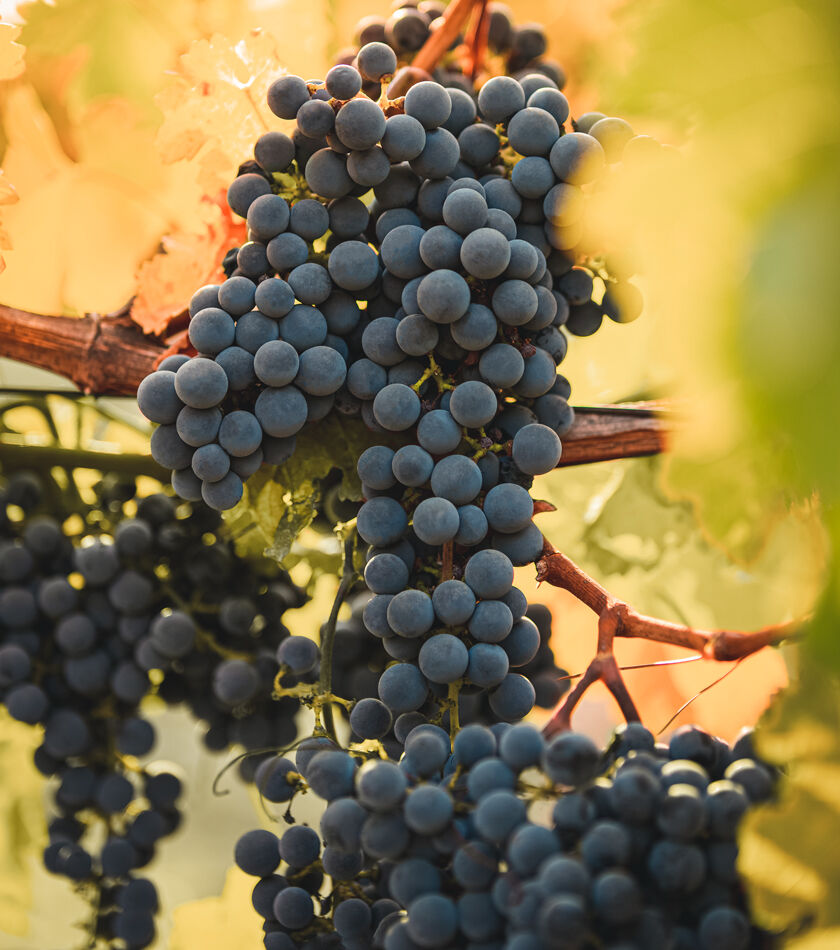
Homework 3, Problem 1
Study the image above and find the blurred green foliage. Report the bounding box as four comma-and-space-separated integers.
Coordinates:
596, 0, 840, 939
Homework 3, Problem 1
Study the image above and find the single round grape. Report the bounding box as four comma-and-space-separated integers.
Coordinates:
247, 194, 290, 240
191, 443, 230, 482
466, 642, 509, 688
507, 107, 560, 156
357, 41, 397, 81
227, 173, 272, 217
528, 87, 570, 126
405, 81, 452, 130
267, 75, 310, 119
358, 445, 397, 490
137, 370, 183, 423
392, 444, 434, 487
492, 279, 539, 326
489, 672, 536, 721
349, 698, 393, 740
430, 454, 482, 505
464, 549, 513, 598
254, 130, 295, 172
479, 343, 525, 389
201, 471, 243, 510
549, 131, 605, 185
418, 634, 468, 684
176, 406, 223, 448
512, 423, 562, 474
356, 497, 408, 546
335, 97, 387, 150
215, 346, 256, 391
254, 386, 307, 438
477, 75, 526, 122
485, 177, 522, 217
372, 383, 421, 431
416, 409, 462, 454
218, 410, 262, 457
381, 114, 427, 162
412, 497, 460, 545
449, 380, 498, 429
460, 227, 512, 279
328, 240, 380, 292
304, 148, 354, 199
378, 663, 428, 714
409, 127, 460, 179
347, 145, 391, 186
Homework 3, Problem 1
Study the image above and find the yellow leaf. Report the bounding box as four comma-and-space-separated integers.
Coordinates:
0, 709, 47, 936
0, 83, 204, 314
169, 866, 263, 950
156, 29, 285, 194
0, 22, 24, 81
130, 195, 246, 336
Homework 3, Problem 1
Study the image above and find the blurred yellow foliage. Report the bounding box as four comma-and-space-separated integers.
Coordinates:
169, 867, 263, 950
156, 30, 287, 194
0, 710, 46, 936
131, 197, 246, 336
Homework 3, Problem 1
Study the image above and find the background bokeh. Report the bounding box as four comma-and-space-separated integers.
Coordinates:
0, 0, 837, 946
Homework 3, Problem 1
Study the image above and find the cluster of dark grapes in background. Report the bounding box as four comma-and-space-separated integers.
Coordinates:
235, 720, 780, 950
343, 0, 567, 97
0, 468, 310, 948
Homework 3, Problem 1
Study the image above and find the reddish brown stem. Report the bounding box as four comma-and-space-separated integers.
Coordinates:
441, 541, 454, 582
537, 542, 802, 735
413, 0, 481, 73
0, 303, 164, 396
464, 0, 490, 82
0, 302, 671, 467
558, 403, 669, 467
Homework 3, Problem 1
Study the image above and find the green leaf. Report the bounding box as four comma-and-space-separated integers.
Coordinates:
222, 416, 396, 564
20, 0, 199, 113
740, 632, 840, 937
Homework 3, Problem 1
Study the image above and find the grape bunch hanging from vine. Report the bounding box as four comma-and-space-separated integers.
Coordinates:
0, 2, 808, 949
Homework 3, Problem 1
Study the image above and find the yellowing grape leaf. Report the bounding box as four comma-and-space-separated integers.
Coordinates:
0, 709, 47, 935
0, 80, 205, 315
0, 22, 24, 80
169, 866, 263, 950
131, 194, 246, 336
740, 634, 840, 937
156, 29, 286, 194
222, 416, 397, 563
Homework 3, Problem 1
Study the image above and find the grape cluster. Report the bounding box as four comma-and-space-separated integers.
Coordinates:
272, 590, 567, 759
0, 469, 308, 946
138, 37, 646, 511
342, 1, 566, 97
236, 721, 779, 950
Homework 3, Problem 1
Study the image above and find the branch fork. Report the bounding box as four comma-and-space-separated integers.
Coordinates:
536, 543, 802, 736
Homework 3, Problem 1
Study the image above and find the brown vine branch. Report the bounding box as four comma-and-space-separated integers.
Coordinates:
0, 303, 164, 396
536, 543, 803, 736
0, 303, 671, 467
413, 0, 482, 73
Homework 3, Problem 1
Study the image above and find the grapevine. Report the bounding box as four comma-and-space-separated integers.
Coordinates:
0, 2, 812, 949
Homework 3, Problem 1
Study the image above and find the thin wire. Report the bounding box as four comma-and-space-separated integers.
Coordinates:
556, 654, 704, 682
657, 657, 746, 735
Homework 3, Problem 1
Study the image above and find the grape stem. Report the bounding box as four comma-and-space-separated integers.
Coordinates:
412, 0, 482, 74
464, 0, 491, 83
536, 542, 803, 736
318, 533, 359, 742
0, 304, 671, 467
